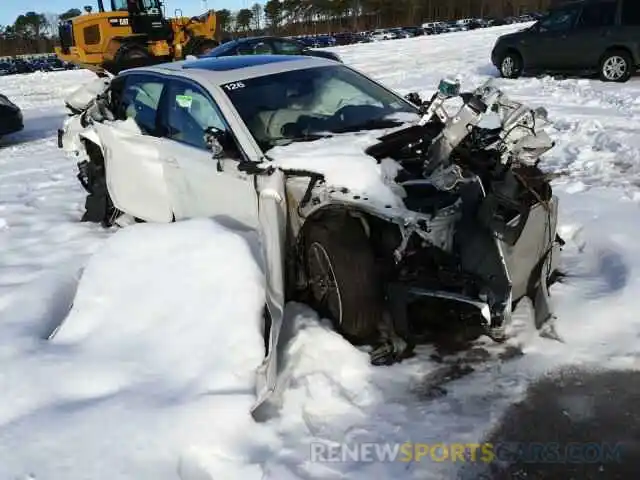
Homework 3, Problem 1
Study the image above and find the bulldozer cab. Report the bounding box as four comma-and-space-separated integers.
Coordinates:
108, 0, 171, 41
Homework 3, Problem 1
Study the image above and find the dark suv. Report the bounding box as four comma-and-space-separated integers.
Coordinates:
491, 0, 640, 82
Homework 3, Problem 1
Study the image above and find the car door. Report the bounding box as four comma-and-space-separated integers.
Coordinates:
563, 0, 619, 69
157, 77, 260, 230
96, 73, 176, 223
523, 5, 581, 70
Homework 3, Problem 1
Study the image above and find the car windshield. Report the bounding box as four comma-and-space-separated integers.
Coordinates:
222, 64, 419, 151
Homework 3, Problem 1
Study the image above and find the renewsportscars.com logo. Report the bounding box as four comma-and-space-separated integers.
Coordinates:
310, 442, 624, 464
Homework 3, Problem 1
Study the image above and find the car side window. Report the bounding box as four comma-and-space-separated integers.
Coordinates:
576, 2, 617, 28
253, 40, 275, 54
236, 43, 254, 55
621, 0, 640, 25
212, 42, 237, 57
163, 80, 228, 150
538, 7, 579, 32
272, 39, 302, 55
119, 74, 165, 135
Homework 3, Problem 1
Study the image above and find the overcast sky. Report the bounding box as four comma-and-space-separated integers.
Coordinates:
1, 0, 259, 26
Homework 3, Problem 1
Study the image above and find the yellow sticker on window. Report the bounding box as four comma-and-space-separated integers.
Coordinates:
176, 94, 192, 108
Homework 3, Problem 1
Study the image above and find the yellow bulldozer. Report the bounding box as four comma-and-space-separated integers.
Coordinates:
55, 0, 221, 74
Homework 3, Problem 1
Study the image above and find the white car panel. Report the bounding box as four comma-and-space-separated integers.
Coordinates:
252, 168, 287, 419
95, 121, 175, 222
163, 140, 261, 230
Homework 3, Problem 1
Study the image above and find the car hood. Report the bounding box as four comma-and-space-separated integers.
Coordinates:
497, 27, 532, 43
265, 118, 420, 212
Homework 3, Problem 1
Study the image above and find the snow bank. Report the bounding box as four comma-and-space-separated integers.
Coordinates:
0, 219, 267, 479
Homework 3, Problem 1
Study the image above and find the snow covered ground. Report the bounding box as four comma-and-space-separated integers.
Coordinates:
1, 23, 640, 479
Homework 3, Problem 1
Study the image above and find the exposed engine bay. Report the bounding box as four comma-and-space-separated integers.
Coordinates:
288, 78, 562, 363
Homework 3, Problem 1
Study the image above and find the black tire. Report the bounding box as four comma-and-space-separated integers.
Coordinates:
113, 43, 153, 73
303, 217, 383, 343
80, 142, 122, 227
599, 49, 633, 83
184, 37, 219, 56
498, 50, 523, 79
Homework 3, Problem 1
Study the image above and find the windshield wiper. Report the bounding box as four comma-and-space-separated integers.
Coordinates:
268, 132, 332, 148
331, 117, 405, 134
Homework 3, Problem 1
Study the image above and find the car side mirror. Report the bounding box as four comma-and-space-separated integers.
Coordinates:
204, 126, 240, 171
204, 126, 225, 159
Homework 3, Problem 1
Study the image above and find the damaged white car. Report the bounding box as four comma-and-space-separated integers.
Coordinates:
59, 55, 562, 415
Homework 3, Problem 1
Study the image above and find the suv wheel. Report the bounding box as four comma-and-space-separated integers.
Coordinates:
599, 50, 633, 83
499, 51, 522, 79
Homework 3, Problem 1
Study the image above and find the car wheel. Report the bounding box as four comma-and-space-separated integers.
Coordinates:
303, 217, 383, 344
185, 37, 219, 56
599, 50, 633, 83
499, 51, 522, 79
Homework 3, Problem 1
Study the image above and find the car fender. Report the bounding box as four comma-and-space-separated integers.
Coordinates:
298, 188, 408, 229
60, 115, 95, 155
251, 168, 288, 421
78, 128, 103, 151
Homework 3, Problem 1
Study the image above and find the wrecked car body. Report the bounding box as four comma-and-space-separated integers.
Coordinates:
59, 55, 562, 417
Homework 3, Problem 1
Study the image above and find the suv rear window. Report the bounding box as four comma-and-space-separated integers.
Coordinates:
538, 7, 579, 32
577, 2, 617, 28
621, 0, 640, 25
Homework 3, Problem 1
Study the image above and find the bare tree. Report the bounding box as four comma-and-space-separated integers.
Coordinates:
251, 3, 263, 30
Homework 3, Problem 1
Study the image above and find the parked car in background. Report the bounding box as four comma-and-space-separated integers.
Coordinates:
0, 62, 16, 76
492, 0, 640, 82
401, 26, 425, 36
370, 29, 394, 41
47, 58, 68, 71
13, 59, 34, 74
201, 36, 342, 63
0, 94, 23, 137
387, 27, 411, 38
421, 21, 446, 31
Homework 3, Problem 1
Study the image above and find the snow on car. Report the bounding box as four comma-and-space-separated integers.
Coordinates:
59, 53, 562, 412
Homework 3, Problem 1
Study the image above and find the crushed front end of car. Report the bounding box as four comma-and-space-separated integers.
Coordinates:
282, 78, 563, 364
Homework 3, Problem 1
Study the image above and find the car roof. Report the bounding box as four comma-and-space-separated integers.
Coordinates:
132, 55, 337, 85
204, 36, 305, 57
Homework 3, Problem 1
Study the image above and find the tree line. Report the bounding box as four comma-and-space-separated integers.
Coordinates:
216, 0, 552, 37
0, 0, 552, 57
0, 9, 81, 56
